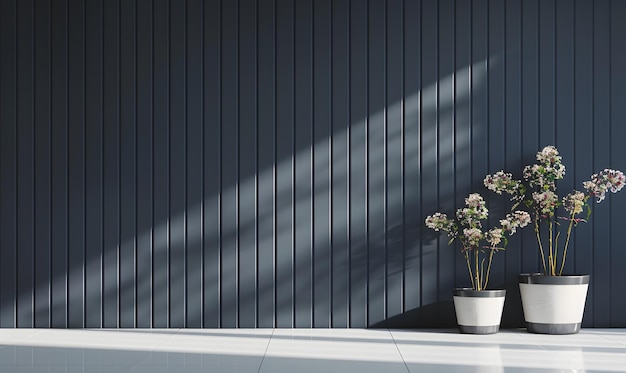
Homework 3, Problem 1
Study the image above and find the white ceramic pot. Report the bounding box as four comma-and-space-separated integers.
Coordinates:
519, 274, 590, 334
453, 288, 506, 334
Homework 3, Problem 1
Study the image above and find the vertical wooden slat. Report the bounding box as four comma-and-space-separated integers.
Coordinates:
313, 0, 332, 328
385, 0, 403, 321
16, 0, 35, 329
520, 0, 540, 274
152, 0, 170, 328
609, 0, 626, 327
102, 0, 120, 329
486, 0, 505, 288
555, 0, 576, 275
50, 0, 69, 329
168, 0, 186, 328
573, 0, 594, 326
454, 0, 472, 289
203, 0, 221, 329
403, 0, 421, 315
293, 0, 313, 328
592, 0, 611, 328
84, 0, 104, 328
220, 0, 239, 328
185, 0, 203, 329
420, 0, 438, 308
503, 0, 523, 326
348, 0, 368, 328
275, 0, 295, 328
67, 0, 85, 329
437, 0, 455, 298
257, 0, 276, 329
0, 0, 18, 329
366, 0, 386, 327
119, 0, 137, 328
136, 0, 154, 328
539, 0, 556, 145
34, 0, 52, 328
238, 0, 258, 328
331, 0, 350, 328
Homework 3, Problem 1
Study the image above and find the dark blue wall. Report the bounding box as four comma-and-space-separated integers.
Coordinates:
1, 0, 626, 328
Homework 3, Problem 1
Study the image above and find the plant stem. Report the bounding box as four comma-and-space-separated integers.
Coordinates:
465, 251, 475, 290
559, 212, 576, 276
475, 250, 481, 291
484, 249, 494, 290
534, 219, 548, 275
549, 220, 555, 276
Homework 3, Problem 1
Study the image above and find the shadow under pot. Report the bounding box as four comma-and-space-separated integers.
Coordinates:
453, 288, 506, 334
519, 274, 590, 334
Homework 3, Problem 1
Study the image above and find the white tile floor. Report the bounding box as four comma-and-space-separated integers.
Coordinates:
1, 328, 626, 372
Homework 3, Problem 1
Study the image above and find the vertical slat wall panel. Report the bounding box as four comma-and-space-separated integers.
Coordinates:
293, 0, 313, 328
168, 0, 186, 329
592, 0, 612, 328
16, 0, 35, 329
274, 0, 295, 328
385, 0, 404, 321
573, 0, 595, 325
220, 0, 239, 328
2, 0, 626, 329
0, 0, 18, 329
331, 0, 350, 328
84, 0, 103, 328
403, 0, 421, 316
503, 0, 523, 325
67, 0, 85, 329
136, 0, 153, 328
50, 0, 69, 329
367, 0, 386, 327
152, 0, 170, 328
102, 0, 120, 329
203, 0, 221, 329
348, 0, 368, 328
186, 0, 203, 329
34, 0, 52, 328
420, 0, 439, 310
437, 0, 455, 301
119, 0, 137, 328
610, 0, 626, 326
454, 0, 472, 289
256, 0, 276, 329
238, 0, 258, 328
313, 0, 332, 328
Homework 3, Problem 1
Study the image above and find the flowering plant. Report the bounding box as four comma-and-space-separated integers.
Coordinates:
425, 193, 531, 291
484, 146, 625, 276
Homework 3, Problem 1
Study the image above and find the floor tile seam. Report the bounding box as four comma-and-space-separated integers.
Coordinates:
120, 328, 184, 373
387, 329, 411, 373
256, 328, 276, 373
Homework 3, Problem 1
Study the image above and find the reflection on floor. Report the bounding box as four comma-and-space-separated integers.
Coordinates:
1, 328, 626, 372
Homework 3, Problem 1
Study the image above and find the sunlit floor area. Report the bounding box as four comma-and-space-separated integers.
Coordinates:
1, 328, 626, 372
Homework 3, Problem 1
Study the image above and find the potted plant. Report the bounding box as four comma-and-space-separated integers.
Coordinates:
484, 146, 625, 334
425, 193, 530, 334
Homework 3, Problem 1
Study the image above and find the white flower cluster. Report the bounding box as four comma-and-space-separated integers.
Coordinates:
456, 193, 489, 227
499, 210, 532, 234
583, 168, 626, 203
463, 228, 483, 247
536, 145, 561, 164
532, 191, 559, 216
484, 171, 524, 196
424, 212, 453, 232
562, 191, 586, 214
